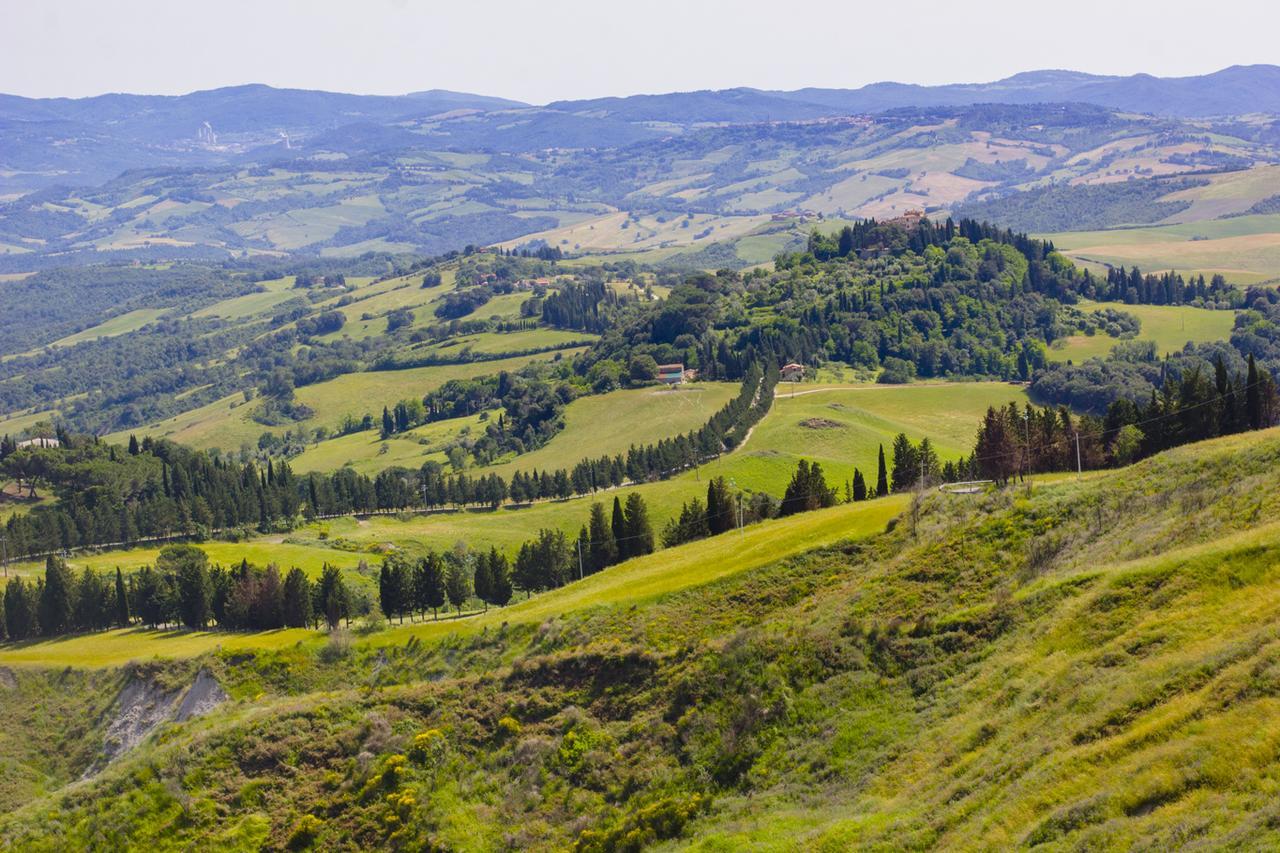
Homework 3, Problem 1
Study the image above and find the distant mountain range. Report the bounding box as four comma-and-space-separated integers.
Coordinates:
2, 66, 1278, 190
3, 65, 1280, 268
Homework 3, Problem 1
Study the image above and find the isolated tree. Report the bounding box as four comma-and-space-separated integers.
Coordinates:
381, 406, 395, 440
876, 444, 889, 497
586, 502, 617, 572
282, 568, 313, 628
114, 567, 130, 627
852, 468, 868, 502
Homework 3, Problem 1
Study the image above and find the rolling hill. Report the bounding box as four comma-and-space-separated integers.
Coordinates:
2, 428, 1280, 847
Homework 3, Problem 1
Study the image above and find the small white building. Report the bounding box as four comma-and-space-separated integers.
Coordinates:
16, 437, 60, 449
781, 362, 805, 382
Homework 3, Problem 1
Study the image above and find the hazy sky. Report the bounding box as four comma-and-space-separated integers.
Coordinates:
4, 0, 1276, 102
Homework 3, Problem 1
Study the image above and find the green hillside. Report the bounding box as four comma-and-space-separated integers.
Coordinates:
3, 429, 1280, 848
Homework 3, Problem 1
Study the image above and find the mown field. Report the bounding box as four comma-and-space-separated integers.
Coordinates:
1048, 214, 1280, 285
1048, 300, 1238, 362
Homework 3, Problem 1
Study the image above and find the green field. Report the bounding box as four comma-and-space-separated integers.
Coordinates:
1049, 301, 1238, 362
0, 408, 57, 437
48, 308, 168, 348
1048, 215, 1280, 285
684, 381, 1030, 494
3, 538, 380, 582
0, 493, 908, 668
106, 350, 586, 452
413, 328, 597, 358
189, 276, 299, 320
290, 411, 493, 475
482, 383, 739, 478
291, 381, 734, 480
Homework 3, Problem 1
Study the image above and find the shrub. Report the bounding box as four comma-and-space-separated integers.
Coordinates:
287, 814, 323, 850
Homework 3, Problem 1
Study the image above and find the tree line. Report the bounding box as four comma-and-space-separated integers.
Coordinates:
1, 546, 355, 641
974, 354, 1279, 484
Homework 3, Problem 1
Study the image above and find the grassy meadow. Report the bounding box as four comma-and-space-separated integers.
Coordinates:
0, 493, 909, 668
106, 350, 585, 452
1048, 300, 1238, 362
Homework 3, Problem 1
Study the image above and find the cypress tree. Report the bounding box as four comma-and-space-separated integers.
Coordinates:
587, 502, 617, 571
490, 551, 513, 606
381, 406, 395, 439
623, 493, 655, 558
5, 577, 36, 640
282, 568, 313, 628
890, 433, 919, 493
1247, 354, 1263, 430
445, 560, 471, 616
473, 549, 495, 609
38, 555, 74, 636
379, 559, 397, 624
115, 567, 130, 627
852, 468, 867, 501
876, 445, 889, 497
611, 497, 627, 558
706, 477, 735, 535
318, 563, 350, 628
415, 553, 447, 620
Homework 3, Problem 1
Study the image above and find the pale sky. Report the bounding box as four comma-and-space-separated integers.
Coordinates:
3, 0, 1276, 103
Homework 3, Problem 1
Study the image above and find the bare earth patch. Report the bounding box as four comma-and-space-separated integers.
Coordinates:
799, 417, 845, 430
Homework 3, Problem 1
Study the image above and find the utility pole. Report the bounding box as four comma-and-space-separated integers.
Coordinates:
576, 538, 584, 581
1075, 431, 1082, 480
